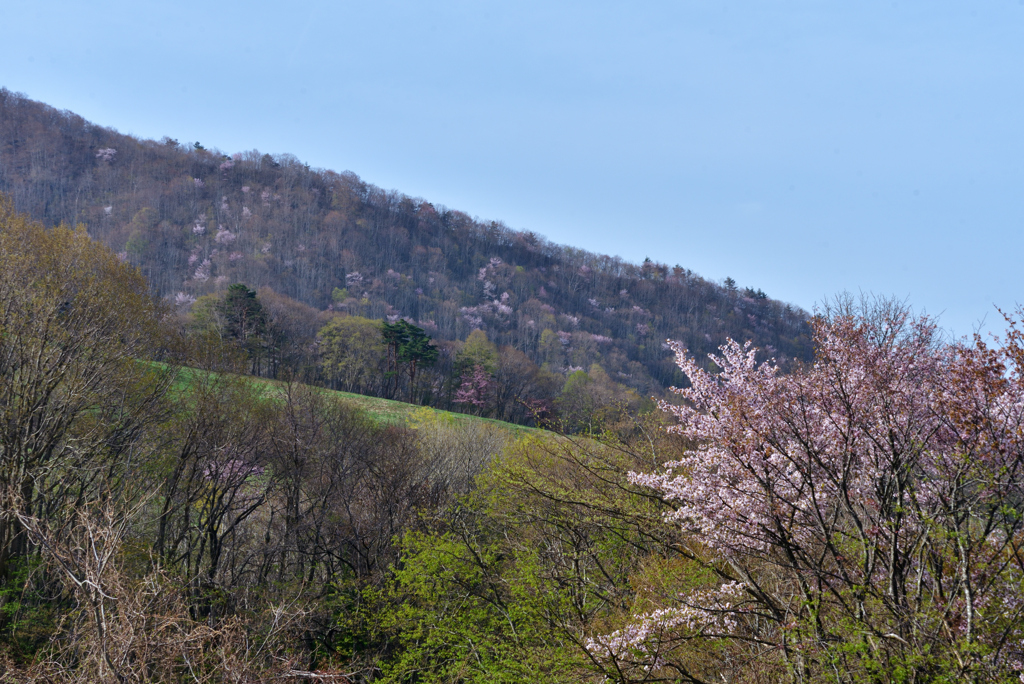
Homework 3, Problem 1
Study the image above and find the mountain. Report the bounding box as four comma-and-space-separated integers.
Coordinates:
0, 87, 812, 394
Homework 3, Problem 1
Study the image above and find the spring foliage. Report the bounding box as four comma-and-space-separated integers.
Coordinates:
588, 299, 1024, 682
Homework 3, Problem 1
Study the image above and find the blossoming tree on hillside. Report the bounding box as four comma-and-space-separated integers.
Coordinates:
587, 299, 1024, 683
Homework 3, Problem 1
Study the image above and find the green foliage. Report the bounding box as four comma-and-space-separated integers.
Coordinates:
367, 424, 696, 682
378, 529, 582, 683
383, 319, 439, 369
318, 315, 386, 394
554, 364, 642, 434
125, 230, 148, 256
382, 319, 439, 401
0, 558, 60, 665
455, 329, 498, 375
216, 283, 283, 375
538, 328, 565, 369
220, 283, 267, 342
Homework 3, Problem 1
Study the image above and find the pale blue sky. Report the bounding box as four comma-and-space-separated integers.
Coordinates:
3, 1, 1022, 337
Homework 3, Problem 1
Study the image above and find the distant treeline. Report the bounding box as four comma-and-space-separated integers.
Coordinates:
0, 88, 812, 402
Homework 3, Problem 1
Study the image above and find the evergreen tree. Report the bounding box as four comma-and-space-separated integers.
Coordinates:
220, 283, 274, 375
382, 319, 439, 402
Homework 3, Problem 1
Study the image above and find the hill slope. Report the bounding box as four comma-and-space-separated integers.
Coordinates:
165, 362, 543, 435
0, 88, 812, 392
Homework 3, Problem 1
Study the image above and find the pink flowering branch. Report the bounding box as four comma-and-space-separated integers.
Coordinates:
587, 304, 1024, 680
455, 364, 491, 409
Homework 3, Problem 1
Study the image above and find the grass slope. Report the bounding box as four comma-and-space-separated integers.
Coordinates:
162, 363, 544, 435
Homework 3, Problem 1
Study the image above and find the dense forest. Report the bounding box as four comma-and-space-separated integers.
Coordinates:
2, 85, 1024, 682
2, 197, 1023, 683
0, 87, 812, 423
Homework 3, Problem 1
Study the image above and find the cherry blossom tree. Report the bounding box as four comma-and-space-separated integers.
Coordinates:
454, 364, 492, 410
588, 299, 1024, 683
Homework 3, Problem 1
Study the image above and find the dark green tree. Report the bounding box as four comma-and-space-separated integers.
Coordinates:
220, 284, 278, 375
382, 319, 438, 402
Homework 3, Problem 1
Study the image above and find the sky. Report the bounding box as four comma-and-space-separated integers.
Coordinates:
2, 0, 1022, 339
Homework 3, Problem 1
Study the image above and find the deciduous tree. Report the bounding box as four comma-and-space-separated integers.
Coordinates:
588, 298, 1024, 683
0, 197, 170, 583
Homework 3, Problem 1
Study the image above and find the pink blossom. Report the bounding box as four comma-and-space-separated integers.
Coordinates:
215, 228, 236, 244
95, 148, 117, 162
586, 582, 747, 660
193, 259, 211, 282
174, 292, 197, 308
455, 365, 492, 407
589, 308, 1024, 677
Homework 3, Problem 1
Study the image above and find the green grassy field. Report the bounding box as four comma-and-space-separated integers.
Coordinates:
158, 362, 545, 435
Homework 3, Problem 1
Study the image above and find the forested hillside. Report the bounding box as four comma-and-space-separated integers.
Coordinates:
3, 194, 1022, 683
0, 88, 812, 402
